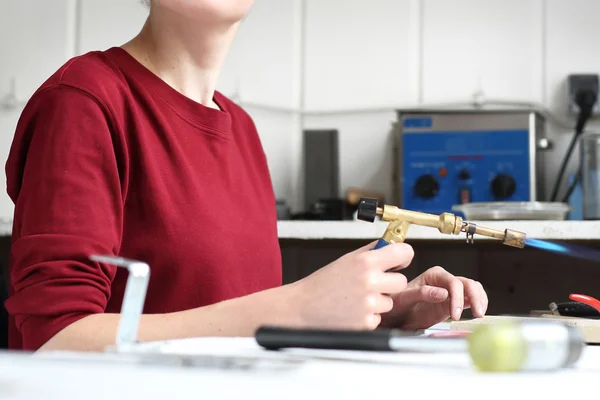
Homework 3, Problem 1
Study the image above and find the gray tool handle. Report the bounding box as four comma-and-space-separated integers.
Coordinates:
89, 255, 150, 349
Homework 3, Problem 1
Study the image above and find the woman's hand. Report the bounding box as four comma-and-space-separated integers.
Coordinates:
381, 266, 489, 330
289, 242, 415, 330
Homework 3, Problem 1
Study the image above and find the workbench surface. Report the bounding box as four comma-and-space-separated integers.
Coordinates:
1, 336, 598, 399
277, 220, 600, 240
0, 219, 598, 240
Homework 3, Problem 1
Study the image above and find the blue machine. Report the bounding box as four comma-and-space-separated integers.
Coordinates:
394, 110, 548, 215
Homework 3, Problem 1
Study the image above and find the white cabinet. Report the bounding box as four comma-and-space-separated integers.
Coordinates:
0, 0, 71, 97
0, 0, 72, 219
303, 0, 415, 111
226, 0, 299, 110
421, 0, 544, 104
78, 0, 148, 53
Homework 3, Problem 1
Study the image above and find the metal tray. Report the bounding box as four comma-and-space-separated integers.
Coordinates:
451, 202, 570, 221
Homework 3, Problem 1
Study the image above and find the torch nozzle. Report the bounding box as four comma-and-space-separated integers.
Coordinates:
461, 222, 526, 249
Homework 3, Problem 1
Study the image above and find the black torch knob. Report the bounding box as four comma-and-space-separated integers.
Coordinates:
357, 198, 379, 222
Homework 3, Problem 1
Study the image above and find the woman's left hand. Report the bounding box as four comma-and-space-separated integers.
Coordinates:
381, 266, 488, 330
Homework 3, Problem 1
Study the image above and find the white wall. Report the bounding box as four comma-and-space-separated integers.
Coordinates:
301, 0, 600, 210
78, 0, 301, 204
0, 0, 74, 218
2, 0, 600, 218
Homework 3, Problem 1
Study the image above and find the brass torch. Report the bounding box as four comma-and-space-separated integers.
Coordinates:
357, 198, 526, 249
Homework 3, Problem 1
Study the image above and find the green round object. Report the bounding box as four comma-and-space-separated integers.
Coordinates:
467, 321, 528, 372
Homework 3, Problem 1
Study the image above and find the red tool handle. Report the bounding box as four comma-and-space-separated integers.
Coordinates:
569, 293, 600, 313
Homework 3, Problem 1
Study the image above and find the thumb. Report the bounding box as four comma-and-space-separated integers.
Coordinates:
395, 285, 449, 305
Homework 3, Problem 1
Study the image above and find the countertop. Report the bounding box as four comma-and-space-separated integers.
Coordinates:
1, 332, 599, 399
277, 220, 600, 240
0, 219, 598, 240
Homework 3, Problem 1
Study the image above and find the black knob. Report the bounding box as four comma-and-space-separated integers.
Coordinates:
491, 174, 516, 199
459, 169, 471, 180
357, 198, 379, 222
414, 174, 439, 199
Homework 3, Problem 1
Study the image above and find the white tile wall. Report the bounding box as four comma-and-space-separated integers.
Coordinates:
543, 0, 600, 200
0, 0, 72, 217
303, 111, 397, 201
232, 0, 298, 110
2, 0, 600, 218
299, 0, 600, 211
545, 0, 600, 113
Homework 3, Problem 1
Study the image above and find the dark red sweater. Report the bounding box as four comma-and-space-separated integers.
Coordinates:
4, 47, 282, 351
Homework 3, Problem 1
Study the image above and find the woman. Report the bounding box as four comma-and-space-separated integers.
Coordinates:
4, 0, 488, 352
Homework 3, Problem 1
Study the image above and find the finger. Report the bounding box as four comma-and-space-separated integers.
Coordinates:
392, 285, 449, 305
372, 271, 408, 295
365, 313, 382, 330
360, 242, 415, 272
458, 278, 488, 318
426, 267, 465, 321
463, 297, 472, 310
368, 293, 394, 314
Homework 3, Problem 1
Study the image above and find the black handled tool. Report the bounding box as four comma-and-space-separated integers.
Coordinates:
550, 301, 600, 319
255, 326, 466, 353
255, 322, 585, 373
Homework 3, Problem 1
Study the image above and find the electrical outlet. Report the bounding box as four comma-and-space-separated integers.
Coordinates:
568, 74, 600, 117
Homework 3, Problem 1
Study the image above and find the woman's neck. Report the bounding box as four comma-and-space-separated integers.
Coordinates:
121, 10, 240, 109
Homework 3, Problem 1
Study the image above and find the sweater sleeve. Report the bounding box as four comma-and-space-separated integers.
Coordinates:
4, 84, 126, 351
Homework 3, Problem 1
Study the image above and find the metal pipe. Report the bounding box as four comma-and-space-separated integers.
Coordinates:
363, 198, 526, 248
472, 225, 506, 240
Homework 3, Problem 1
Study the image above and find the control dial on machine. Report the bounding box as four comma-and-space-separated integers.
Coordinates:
459, 169, 471, 180
491, 173, 516, 199
414, 174, 439, 199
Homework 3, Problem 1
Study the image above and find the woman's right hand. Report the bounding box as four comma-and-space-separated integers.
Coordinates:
288, 241, 415, 330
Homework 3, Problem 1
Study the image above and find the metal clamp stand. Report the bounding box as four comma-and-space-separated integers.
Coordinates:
87, 255, 304, 371
89, 255, 150, 353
